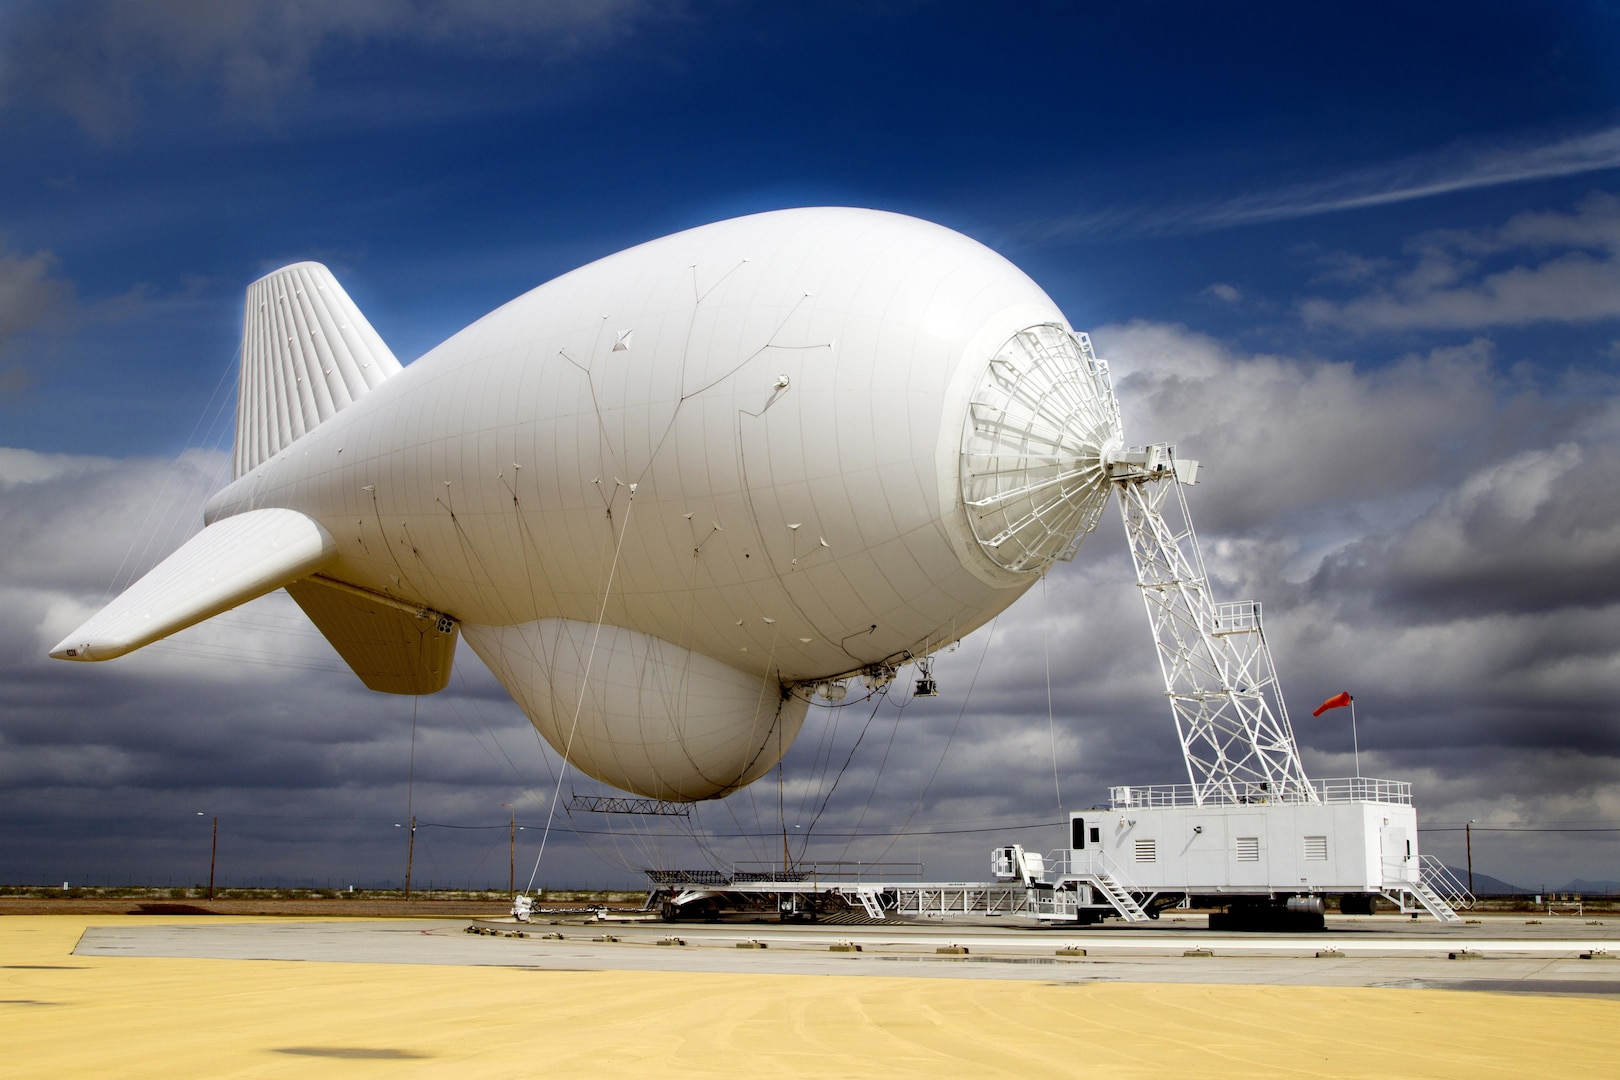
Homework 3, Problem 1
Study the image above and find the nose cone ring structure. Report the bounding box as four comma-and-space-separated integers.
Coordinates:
959, 324, 1122, 575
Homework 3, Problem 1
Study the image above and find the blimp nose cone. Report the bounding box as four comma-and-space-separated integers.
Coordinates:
958, 324, 1122, 573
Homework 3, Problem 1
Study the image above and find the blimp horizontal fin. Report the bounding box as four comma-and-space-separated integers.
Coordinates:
235, 262, 403, 479
285, 576, 458, 696
50, 508, 339, 662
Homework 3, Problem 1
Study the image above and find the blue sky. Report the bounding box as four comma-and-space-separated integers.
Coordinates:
7, 1, 1617, 452
2, 1, 1619, 891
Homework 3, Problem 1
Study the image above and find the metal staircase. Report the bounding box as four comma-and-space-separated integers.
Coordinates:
850, 886, 887, 920
1380, 857, 1470, 922
1063, 849, 1151, 923
1386, 879, 1464, 923
1082, 870, 1150, 922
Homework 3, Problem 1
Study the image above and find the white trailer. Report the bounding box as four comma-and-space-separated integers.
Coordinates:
996, 443, 1471, 928
992, 779, 1470, 928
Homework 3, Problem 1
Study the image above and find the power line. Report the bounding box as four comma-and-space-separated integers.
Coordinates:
1421, 825, 1620, 834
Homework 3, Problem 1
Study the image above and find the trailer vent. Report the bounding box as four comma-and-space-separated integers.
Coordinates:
1236, 836, 1260, 862
1134, 839, 1156, 863
1303, 835, 1328, 861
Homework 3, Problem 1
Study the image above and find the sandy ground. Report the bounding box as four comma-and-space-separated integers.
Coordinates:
4, 914, 1619, 1078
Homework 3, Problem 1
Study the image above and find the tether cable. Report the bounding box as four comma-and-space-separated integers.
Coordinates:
525, 487, 637, 892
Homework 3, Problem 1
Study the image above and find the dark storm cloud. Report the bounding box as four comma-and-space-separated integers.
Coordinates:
1313, 442, 1620, 618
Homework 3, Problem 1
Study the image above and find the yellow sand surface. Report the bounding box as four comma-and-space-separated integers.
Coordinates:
3, 916, 1617, 1078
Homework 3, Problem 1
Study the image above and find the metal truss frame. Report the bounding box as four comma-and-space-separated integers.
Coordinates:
1112, 452, 1315, 805
567, 795, 691, 817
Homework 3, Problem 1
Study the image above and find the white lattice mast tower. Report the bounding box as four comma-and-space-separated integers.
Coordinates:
951, 324, 1315, 807
1107, 445, 1315, 805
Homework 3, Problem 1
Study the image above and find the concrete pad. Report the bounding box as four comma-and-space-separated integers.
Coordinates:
4, 915, 1619, 1078
68, 918, 1620, 990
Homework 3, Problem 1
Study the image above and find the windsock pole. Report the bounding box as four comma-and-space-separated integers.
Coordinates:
1351, 699, 1361, 778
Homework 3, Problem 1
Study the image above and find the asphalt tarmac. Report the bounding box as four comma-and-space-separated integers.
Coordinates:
5, 913, 1618, 1077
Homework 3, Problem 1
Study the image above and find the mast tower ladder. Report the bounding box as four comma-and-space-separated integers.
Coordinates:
1108, 445, 1316, 806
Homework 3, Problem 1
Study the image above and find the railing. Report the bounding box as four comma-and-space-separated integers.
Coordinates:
1420, 855, 1475, 910
1030, 847, 1148, 921
647, 862, 924, 889
731, 861, 924, 883
646, 869, 730, 887
1043, 848, 1140, 892
1315, 777, 1412, 804
1026, 891, 1081, 919
1381, 855, 1418, 886
1079, 847, 1140, 894
894, 884, 1028, 916
1110, 776, 1411, 808
1210, 600, 1260, 633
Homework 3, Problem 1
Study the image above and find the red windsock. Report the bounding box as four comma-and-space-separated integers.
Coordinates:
1313, 691, 1353, 717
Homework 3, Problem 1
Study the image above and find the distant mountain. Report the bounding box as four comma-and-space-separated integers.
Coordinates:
1440, 867, 1531, 895
1437, 867, 1619, 896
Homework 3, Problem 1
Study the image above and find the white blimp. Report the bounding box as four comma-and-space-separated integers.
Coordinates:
52, 208, 1122, 801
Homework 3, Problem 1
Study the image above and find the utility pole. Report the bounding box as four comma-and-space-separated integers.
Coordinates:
208, 816, 218, 901
509, 811, 516, 900
404, 816, 417, 900
1466, 819, 1476, 897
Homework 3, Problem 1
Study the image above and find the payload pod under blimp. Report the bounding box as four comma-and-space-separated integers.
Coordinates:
52, 208, 1124, 801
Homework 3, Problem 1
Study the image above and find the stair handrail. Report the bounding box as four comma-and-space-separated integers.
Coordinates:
1419, 855, 1475, 910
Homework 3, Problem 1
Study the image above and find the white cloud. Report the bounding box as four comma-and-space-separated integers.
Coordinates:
1300, 191, 1620, 331
0, 247, 67, 343
0, 244, 72, 404
1199, 127, 1620, 230
0, 245, 70, 400
0, 447, 228, 593
1015, 126, 1620, 244
1092, 322, 1541, 535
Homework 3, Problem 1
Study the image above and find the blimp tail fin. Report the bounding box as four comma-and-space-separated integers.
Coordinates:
50, 508, 338, 662
235, 262, 403, 478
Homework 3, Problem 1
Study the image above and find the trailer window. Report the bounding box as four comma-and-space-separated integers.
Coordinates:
1071, 818, 1085, 849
